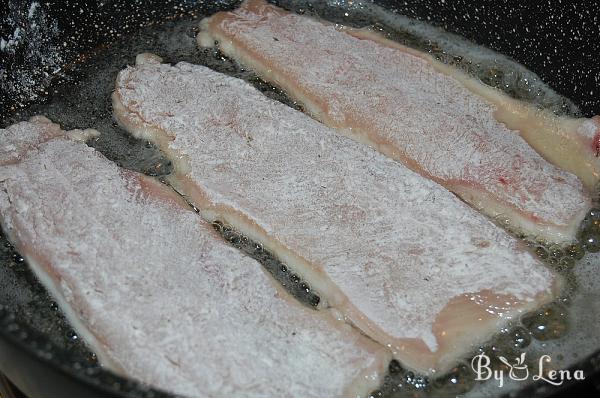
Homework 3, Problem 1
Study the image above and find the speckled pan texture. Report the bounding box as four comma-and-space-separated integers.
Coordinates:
0, 1, 599, 398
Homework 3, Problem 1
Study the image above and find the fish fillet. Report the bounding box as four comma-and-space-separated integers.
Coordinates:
113, 54, 561, 374
198, 0, 593, 244
0, 116, 390, 398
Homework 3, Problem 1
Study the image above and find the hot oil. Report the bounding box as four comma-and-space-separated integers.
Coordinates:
0, 1, 598, 397
212, 221, 321, 307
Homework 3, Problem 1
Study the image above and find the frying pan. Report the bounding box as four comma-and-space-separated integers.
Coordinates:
1, 0, 600, 397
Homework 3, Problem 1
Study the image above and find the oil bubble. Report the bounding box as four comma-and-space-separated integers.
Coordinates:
521, 303, 569, 341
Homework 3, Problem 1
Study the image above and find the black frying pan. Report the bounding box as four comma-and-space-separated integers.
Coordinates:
1, 1, 599, 397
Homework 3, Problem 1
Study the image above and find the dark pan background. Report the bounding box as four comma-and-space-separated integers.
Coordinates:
0, 1, 599, 398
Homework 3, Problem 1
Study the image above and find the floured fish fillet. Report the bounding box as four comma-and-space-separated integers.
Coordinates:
0, 116, 389, 398
113, 54, 561, 374
198, 0, 593, 243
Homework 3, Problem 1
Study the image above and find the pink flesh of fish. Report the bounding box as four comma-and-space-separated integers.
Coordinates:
0, 116, 390, 398
198, 0, 593, 244
112, 54, 561, 374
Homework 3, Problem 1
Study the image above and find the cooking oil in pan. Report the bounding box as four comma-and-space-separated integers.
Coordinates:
0, 1, 598, 397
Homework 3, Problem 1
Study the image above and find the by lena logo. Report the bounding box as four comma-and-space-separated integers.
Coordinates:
471, 352, 585, 387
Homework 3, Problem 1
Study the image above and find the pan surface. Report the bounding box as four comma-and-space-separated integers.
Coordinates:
1, 1, 599, 397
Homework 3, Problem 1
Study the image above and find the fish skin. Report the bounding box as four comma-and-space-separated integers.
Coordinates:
113, 54, 560, 374
199, 0, 592, 244
0, 116, 389, 398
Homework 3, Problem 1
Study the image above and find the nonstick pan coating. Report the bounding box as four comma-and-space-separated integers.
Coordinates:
1, 1, 599, 397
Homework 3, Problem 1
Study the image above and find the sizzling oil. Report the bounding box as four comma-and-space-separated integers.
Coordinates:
0, 1, 598, 398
